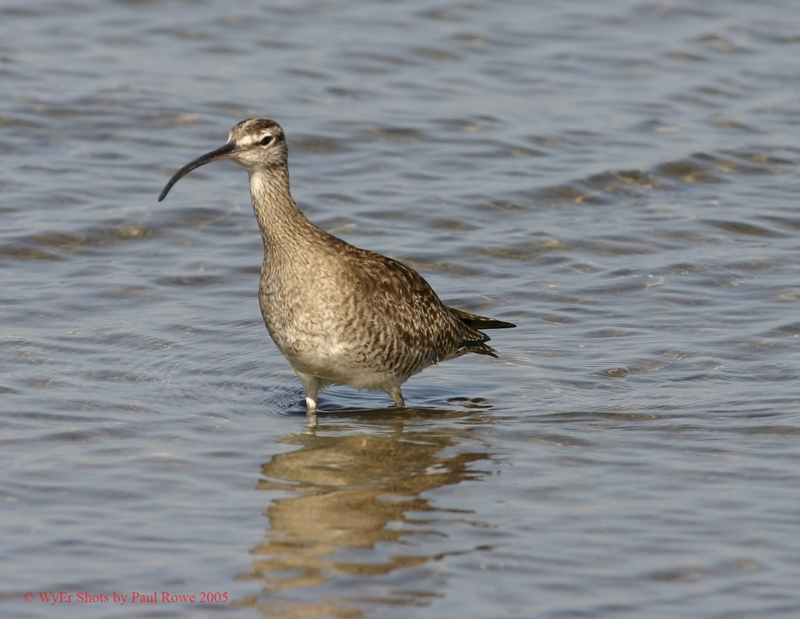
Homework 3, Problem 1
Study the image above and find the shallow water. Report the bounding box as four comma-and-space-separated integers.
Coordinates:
3, 0, 800, 617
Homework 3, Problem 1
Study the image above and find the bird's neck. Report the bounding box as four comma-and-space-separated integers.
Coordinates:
248, 167, 324, 253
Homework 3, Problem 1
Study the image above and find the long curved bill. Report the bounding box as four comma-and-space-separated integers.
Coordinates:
158, 142, 238, 202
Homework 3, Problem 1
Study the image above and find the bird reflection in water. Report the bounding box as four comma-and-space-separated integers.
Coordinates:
235, 405, 494, 615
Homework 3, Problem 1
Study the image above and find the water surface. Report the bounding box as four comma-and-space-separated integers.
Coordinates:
3, 0, 800, 617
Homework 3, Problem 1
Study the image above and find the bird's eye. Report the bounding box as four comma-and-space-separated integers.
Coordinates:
259, 136, 274, 146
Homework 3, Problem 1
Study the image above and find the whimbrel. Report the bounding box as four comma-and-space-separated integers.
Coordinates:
159, 119, 515, 420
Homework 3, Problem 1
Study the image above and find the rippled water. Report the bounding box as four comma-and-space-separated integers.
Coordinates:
4, 0, 800, 617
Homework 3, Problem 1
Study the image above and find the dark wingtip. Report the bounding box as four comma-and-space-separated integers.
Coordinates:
448, 307, 517, 330
492, 320, 516, 329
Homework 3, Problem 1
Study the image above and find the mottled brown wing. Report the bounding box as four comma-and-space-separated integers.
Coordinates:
345, 249, 486, 363
346, 248, 512, 364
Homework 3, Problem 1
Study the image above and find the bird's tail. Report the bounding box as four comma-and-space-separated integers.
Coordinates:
448, 307, 515, 358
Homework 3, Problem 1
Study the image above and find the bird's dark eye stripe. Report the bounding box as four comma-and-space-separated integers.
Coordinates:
260, 136, 273, 145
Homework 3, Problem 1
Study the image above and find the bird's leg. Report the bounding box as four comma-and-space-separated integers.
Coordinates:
296, 371, 322, 416
386, 386, 405, 408
305, 397, 317, 414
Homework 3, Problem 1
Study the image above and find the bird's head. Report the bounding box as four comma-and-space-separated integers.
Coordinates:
158, 118, 287, 202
